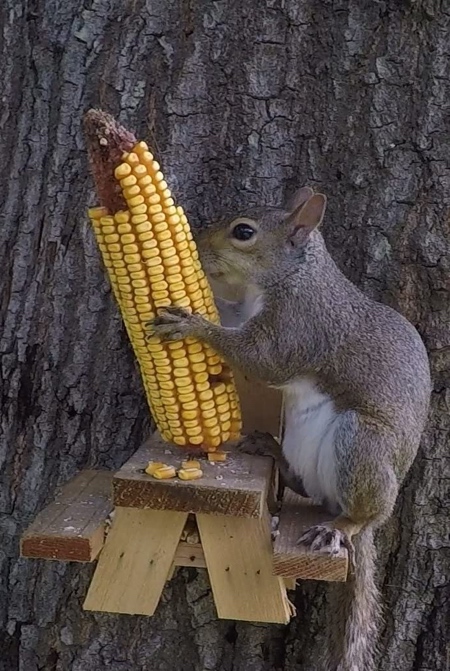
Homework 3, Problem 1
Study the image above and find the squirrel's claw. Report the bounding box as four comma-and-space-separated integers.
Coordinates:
146, 306, 204, 341
297, 524, 356, 570
157, 306, 192, 320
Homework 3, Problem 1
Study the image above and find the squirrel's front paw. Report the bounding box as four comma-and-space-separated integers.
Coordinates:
147, 306, 206, 341
297, 524, 355, 569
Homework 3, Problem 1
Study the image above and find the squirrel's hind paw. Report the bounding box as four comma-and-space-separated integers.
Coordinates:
297, 524, 355, 568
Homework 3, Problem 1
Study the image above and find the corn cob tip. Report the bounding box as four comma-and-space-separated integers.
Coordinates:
84, 109, 138, 213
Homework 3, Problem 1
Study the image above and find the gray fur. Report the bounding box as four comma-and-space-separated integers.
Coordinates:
325, 529, 381, 671
150, 192, 431, 671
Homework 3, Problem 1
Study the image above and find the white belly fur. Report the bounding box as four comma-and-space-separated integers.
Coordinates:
241, 286, 264, 321
282, 378, 339, 506
214, 284, 264, 327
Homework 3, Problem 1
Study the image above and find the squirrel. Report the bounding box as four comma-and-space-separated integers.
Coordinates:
149, 186, 431, 671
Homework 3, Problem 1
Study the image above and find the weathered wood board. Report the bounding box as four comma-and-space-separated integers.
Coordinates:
273, 489, 348, 582
113, 435, 273, 518
20, 470, 113, 562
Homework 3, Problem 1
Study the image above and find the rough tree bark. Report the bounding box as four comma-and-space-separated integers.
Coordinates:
1, 1, 448, 670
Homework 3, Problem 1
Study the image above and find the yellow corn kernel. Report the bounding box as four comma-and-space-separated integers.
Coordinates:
120, 175, 137, 188
185, 434, 202, 446
178, 468, 203, 481
88, 139, 242, 451
181, 459, 201, 470
207, 452, 227, 463
186, 426, 202, 437
114, 164, 132, 179
152, 465, 177, 480
145, 461, 167, 476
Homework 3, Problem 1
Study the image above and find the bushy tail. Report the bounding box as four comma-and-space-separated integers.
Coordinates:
324, 528, 381, 671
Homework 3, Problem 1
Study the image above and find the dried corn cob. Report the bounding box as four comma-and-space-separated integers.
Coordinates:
85, 110, 242, 451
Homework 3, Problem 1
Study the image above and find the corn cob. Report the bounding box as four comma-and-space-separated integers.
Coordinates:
85, 112, 242, 451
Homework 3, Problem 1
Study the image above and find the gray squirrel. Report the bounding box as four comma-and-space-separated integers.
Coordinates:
149, 187, 431, 671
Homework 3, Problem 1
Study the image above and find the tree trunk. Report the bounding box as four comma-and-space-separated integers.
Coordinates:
1, 1, 448, 670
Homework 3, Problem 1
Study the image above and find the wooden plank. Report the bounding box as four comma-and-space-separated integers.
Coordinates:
273, 490, 348, 582
197, 509, 291, 624
166, 563, 177, 581
283, 577, 297, 591
233, 369, 282, 438
173, 541, 206, 569
113, 434, 273, 518
172, 514, 206, 568
84, 507, 187, 615
20, 471, 113, 562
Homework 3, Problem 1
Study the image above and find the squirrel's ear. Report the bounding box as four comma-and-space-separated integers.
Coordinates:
285, 186, 314, 212
288, 193, 327, 245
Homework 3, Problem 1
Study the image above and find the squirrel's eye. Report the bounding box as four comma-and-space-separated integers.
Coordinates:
232, 223, 255, 241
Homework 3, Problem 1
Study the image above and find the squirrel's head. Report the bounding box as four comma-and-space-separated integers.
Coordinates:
197, 187, 327, 287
